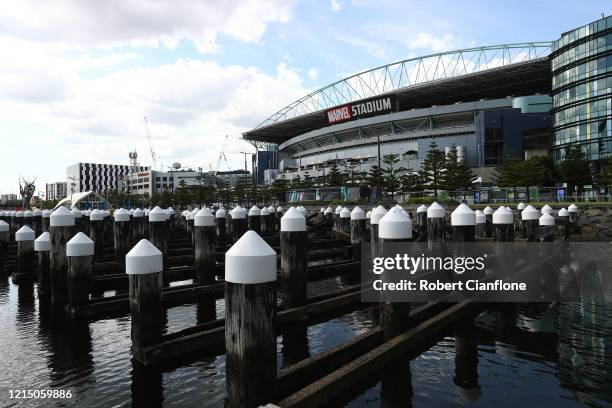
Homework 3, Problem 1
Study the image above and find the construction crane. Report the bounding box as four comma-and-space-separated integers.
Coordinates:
213, 135, 232, 175
144, 116, 158, 170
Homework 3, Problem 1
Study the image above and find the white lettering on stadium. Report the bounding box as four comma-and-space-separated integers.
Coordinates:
327, 97, 392, 124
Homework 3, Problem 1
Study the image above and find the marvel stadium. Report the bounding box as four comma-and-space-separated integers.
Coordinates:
244, 16, 612, 186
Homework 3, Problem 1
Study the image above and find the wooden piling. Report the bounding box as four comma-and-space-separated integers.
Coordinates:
230, 207, 248, 243
248, 205, 261, 234
0, 221, 8, 274
71, 208, 84, 233
66, 232, 94, 310
215, 208, 227, 242
521, 205, 539, 242
32, 209, 42, 236
370, 205, 387, 259
127, 239, 164, 360
267, 206, 276, 233
454, 318, 480, 395
483, 206, 493, 238
35, 232, 51, 296
15, 226, 36, 283
451, 204, 476, 243
22, 210, 33, 229
539, 213, 555, 242
557, 208, 570, 240
132, 208, 144, 239
276, 206, 284, 234
427, 202, 446, 244
324, 207, 334, 238
339, 207, 351, 234
475, 210, 485, 238
260, 207, 270, 236
113, 208, 131, 262
225, 231, 277, 408
149, 206, 168, 257
280, 208, 308, 309
42, 209, 51, 232
415, 205, 428, 236
568, 204, 578, 233
10, 211, 17, 241
350, 207, 366, 262
378, 208, 412, 340
493, 206, 514, 242
89, 209, 105, 261
49, 206, 76, 305
194, 208, 216, 285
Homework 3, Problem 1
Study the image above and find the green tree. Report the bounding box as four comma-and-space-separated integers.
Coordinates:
440, 149, 477, 197
418, 142, 446, 199
175, 180, 192, 206
269, 175, 289, 203
382, 154, 405, 200
327, 164, 345, 187
400, 173, 424, 194
559, 144, 592, 198
364, 165, 382, 198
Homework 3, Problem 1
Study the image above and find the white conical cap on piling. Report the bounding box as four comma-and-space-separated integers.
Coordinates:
493, 206, 513, 224
296, 205, 307, 216
379, 208, 412, 239
190, 208, 200, 218
181, 210, 189, 218
370, 205, 387, 225
451, 203, 476, 226
129, 208, 134, 215
23, 210, 33, 217
216, 208, 227, 219
539, 213, 555, 226
521, 205, 540, 220
558, 208, 569, 217
42, 209, 52, 218
90, 209, 104, 221
276, 206, 284, 214
0, 220, 8, 232
568, 204, 578, 213
261, 207, 270, 216
133, 208, 144, 218
84, 209, 92, 216
16, 211, 23, 217
517, 202, 526, 210
194, 208, 214, 227
340, 207, 351, 218
483, 206, 494, 215
320, 207, 325, 213
225, 230, 277, 284
50, 206, 75, 227
66, 232, 94, 257
231, 206, 247, 219
114, 208, 130, 222
366, 210, 371, 219
324, 206, 333, 215
351, 206, 365, 220
149, 206, 166, 222
32, 209, 42, 216
475, 210, 486, 224
427, 202, 445, 219
281, 207, 306, 231
416, 204, 428, 213
34, 231, 50, 251
167, 207, 176, 215
71, 208, 82, 218
268, 206, 276, 213
248, 205, 261, 216
15, 226, 35, 241
541, 204, 553, 215
335, 205, 343, 214
125, 239, 163, 275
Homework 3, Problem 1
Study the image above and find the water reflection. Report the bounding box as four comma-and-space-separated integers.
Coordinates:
453, 317, 481, 402
131, 359, 164, 408
380, 361, 413, 408
281, 322, 310, 367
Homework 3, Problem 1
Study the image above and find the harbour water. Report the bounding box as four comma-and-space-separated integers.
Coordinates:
1, 274, 611, 407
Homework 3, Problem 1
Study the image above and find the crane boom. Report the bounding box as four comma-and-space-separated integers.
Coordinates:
144, 116, 158, 170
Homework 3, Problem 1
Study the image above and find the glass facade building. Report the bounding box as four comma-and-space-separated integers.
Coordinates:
551, 16, 612, 162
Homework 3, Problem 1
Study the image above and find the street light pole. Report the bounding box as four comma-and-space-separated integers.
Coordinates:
377, 134, 382, 200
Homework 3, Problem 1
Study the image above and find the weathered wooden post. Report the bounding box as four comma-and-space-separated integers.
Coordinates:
88, 209, 105, 261
280, 207, 307, 308
188, 208, 199, 243
10, 211, 18, 241
22, 210, 33, 229
167, 207, 176, 231
451, 203, 476, 243
521, 205, 540, 241
260, 207, 270, 236
350, 206, 367, 261
557, 208, 570, 240
113, 208, 131, 263
541, 204, 554, 216
267, 206, 276, 233
230, 206, 247, 243
35, 232, 51, 296
215, 208, 227, 242
324, 206, 334, 238
42, 209, 51, 232
66, 232, 94, 311
0, 221, 8, 274
49, 206, 75, 305
539, 213, 555, 242
415, 204, 428, 236
248, 205, 261, 234
427, 202, 446, 245
568, 203, 578, 233
15, 226, 36, 283
475, 210, 486, 238
334, 205, 342, 233
454, 318, 480, 395
127, 239, 164, 361
370, 205, 387, 259
132, 208, 144, 239
225, 231, 277, 408
379, 208, 412, 339
71, 208, 84, 233
515, 202, 525, 236
483, 206, 493, 238
493, 206, 514, 242
296, 205, 307, 218
276, 206, 284, 232
181, 210, 189, 229
339, 207, 351, 234
194, 208, 216, 284
32, 209, 42, 236
149, 206, 168, 257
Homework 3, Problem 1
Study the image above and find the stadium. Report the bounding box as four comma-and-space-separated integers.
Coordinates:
243, 16, 612, 192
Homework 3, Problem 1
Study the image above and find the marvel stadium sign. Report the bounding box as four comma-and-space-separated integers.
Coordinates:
326, 96, 396, 125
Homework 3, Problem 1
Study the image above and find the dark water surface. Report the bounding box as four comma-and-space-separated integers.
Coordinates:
1, 272, 611, 407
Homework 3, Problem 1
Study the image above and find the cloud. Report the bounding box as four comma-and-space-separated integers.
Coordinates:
307, 68, 319, 80
0, 0, 296, 53
330, 0, 343, 12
